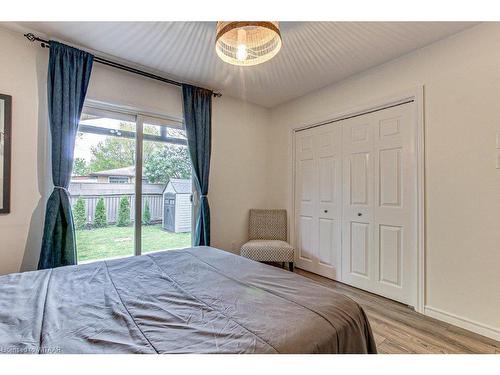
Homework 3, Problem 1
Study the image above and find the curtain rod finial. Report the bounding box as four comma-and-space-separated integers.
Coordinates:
24, 33, 49, 48
25, 33, 36, 42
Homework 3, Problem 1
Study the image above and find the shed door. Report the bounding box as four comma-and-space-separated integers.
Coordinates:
163, 193, 176, 232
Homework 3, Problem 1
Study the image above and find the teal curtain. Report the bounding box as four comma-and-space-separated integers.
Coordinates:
38, 41, 93, 270
182, 84, 212, 246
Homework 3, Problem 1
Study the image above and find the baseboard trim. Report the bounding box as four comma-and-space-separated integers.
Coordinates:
424, 306, 500, 342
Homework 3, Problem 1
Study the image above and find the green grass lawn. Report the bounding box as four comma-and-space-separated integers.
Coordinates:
76, 224, 191, 262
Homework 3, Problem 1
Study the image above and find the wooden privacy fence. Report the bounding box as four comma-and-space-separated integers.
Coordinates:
70, 194, 163, 225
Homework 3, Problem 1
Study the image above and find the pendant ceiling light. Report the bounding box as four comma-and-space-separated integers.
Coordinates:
215, 22, 282, 66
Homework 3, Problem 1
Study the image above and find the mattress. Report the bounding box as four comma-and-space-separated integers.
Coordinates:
0, 246, 376, 354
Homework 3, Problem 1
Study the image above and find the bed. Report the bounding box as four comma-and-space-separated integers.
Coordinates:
0, 246, 376, 354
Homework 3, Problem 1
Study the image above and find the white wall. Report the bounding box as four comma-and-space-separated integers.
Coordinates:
268, 23, 500, 338
0, 26, 270, 275
211, 95, 270, 252
0, 28, 49, 275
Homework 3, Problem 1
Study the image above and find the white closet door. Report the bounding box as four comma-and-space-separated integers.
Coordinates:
373, 104, 416, 305
295, 127, 316, 270
295, 123, 341, 278
341, 113, 376, 291
341, 103, 416, 306
316, 123, 342, 279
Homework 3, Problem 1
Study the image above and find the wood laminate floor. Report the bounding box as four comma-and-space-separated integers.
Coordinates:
296, 268, 500, 354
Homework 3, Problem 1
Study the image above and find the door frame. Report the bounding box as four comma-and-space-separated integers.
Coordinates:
81, 99, 194, 257
289, 87, 425, 313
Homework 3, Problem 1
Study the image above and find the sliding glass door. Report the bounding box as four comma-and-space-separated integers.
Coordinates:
72, 105, 192, 263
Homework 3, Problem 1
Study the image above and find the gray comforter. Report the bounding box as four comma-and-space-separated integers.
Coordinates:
0, 246, 376, 354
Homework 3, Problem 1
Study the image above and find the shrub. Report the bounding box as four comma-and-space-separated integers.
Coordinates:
94, 198, 108, 228
117, 196, 131, 227
73, 197, 86, 230
142, 200, 151, 225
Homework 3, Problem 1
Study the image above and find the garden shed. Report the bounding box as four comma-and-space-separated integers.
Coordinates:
162, 179, 192, 233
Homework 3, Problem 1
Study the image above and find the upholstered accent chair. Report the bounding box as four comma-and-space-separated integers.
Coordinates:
240, 209, 295, 271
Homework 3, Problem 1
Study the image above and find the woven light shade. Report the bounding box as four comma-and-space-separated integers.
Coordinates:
215, 22, 282, 66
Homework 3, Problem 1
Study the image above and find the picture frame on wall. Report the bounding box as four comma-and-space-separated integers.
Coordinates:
0, 93, 12, 214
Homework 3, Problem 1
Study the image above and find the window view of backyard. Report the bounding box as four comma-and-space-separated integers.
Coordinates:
71, 112, 192, 263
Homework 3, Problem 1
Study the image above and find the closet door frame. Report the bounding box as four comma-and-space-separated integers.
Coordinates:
289, 87, 425, 313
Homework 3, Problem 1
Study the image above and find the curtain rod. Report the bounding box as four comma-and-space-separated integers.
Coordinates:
24, 33, 222, 98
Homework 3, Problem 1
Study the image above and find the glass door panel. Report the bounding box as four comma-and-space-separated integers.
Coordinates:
140, 121, 192, 254
72, 113, 137, 263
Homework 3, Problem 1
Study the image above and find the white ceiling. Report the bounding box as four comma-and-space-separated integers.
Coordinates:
12, 22, 477, 108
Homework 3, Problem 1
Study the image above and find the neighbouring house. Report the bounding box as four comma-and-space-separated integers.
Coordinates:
72, 166, 147, 184
162, 179, 192, 233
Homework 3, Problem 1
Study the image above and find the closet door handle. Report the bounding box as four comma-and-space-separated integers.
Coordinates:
324, 210, 328, 213
357, 213, 362, 216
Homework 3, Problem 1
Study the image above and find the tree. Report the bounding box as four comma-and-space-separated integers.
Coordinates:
142, 200, 152, 225
87, 123, 161, 174
82, 122, 191, 183
89, 136, 135, 173
73, 198, 87, 230
117, 196, 131, 227
94, 198, 107, 228
144, 144, 191, 184
73, 158, 90, 176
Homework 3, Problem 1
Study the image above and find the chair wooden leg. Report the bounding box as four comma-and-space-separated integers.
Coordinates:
289, 262, 294, 272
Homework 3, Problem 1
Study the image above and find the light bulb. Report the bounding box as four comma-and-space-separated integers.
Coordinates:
236, 28, 248, 61
236, 44, 248, 61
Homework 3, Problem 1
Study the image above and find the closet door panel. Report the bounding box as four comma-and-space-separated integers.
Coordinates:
294, 123, 341, 279
298, 215, 314, 261
341, 114, 375, 291
373, 104, 416, 305
379, 224, 403, 286
316, 123, 342, 278
349, 221, 370, 277
318, 218, 335, 265
379, 147, 402, 208
340, 103, 416, 307
295, 129, 317, 270
349, 152, 370, 206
